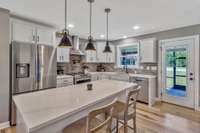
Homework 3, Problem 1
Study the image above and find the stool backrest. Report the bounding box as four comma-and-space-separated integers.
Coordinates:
86, 99, 117, 133
124, 86, 141, 120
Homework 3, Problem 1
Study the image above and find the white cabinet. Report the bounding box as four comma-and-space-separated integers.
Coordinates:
106, 44, 115, 63
11, 19, 54, 45
57, 47, 70, 63
84, 41, 115, 63
56, 37, 70, 63
36, 27, 53, 45
96, 42, 106, 62
85, 43, 97, 63
140, 38, 157, 63
96, 42, 115, 63
12, 21, 35, 43
57, 75, 73, 87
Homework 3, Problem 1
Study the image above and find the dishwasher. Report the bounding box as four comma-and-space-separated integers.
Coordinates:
130, 77, 149, 103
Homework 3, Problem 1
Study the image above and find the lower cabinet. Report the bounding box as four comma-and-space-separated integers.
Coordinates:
57, 75, 73, 87
90, 73, 130, 82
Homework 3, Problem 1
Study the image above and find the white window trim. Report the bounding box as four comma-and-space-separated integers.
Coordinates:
116, 42, 140, 68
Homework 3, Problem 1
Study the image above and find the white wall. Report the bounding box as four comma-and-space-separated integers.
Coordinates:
0, 8, 10, 125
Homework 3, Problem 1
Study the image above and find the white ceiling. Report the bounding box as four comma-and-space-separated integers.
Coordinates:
0, 0, 200, 40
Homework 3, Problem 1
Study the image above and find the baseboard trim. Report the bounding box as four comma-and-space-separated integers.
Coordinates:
0, 121, 10, 130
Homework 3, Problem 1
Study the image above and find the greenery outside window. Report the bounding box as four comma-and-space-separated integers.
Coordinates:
117, 43, 139, 68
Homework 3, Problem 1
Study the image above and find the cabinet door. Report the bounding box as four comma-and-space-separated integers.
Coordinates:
62, 48, 70, 62
86, 51, 97, 62
36, 27, 53, 45
57, 48, 63, 62
96, 42, 115, 63
140, 38, 157, 63
12, 21, 35, 43
109, 44, 115, 63
96, 42, 106, 63
57, 48, 70, 62
85, 43, 97, 63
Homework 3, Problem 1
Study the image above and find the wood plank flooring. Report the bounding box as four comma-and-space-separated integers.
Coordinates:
1, 102, 200, 133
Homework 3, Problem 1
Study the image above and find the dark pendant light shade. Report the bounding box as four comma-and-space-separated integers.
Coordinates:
85, 0, 96, 51
103, 8, 112, 53
85, 36, 96, 51
58, 0, 72, 47
59, 31, 72, 47
103, 41, 112, 53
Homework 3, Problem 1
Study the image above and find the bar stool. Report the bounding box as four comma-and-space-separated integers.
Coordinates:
63, 99, 117, 133
113, 86, 141, 133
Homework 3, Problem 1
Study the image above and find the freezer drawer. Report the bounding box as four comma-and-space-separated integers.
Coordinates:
131, 77, 149, 103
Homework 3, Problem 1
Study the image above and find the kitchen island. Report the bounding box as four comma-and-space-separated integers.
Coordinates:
13, 79, 137, 133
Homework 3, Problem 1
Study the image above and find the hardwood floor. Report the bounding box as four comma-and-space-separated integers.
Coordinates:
1, 102, 200, 133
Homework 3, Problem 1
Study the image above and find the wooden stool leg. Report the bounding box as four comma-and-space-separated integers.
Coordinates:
133, 117, 136, 133
124, 120, 128, 133
116, 119, 119, 133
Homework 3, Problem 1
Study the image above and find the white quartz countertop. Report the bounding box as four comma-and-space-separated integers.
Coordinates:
57, 75, 73, 79
88, 72, 156, 79
88, 72, 118, 75
128, 74, 156, 79
13, 80, 136, 132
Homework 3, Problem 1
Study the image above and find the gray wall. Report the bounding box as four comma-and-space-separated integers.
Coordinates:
0, 8, 10, 124
112, 24, 200, 107
112, 24, 200, 45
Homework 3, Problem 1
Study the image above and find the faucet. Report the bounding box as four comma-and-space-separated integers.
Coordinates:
123, 64, 128, 73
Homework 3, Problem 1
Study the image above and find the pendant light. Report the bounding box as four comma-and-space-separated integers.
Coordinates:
58, 0, 72, 47
85, 0, 96, 51
103, 8, 112, 53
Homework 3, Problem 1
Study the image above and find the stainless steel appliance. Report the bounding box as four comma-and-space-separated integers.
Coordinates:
67, 72, 91, 84
130, 76, 148, 103
10, 41, 57, 125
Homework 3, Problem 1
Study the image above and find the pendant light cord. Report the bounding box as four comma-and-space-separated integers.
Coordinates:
65, 0, 67, 31
89, 1, 92, 37
106, 11, 109, 42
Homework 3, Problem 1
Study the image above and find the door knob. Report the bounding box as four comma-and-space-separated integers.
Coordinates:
190, 78, 193, 81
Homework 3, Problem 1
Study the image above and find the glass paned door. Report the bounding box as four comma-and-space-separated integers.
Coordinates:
161, 38, 195, 108
165, 48, 187, 97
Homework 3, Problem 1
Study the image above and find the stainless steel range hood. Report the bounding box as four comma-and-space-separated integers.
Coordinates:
70, 36, 84, 55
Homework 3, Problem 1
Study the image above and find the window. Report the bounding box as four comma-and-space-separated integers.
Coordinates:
117, 43, 139, 68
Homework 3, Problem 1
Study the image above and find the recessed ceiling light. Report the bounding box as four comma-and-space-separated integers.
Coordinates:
68, 24, 74, 28
133, 25, 140, 30
123, 36, 127, 39
100, 34, 105, 38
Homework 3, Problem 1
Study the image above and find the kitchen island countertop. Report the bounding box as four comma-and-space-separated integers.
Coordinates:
13, 79, 136, 133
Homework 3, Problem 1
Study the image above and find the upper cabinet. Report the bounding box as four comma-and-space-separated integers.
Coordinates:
36, 26, 53, 45
85, 43, 97, 63
56, 37, 70, 63
96, 42, 106, 62
96, 41, 115, 63
11, 21, 35, 43
84, 41, 115, 63
107, 43, 115, 63
140, 38, 157, 63
11, 19, 54, 45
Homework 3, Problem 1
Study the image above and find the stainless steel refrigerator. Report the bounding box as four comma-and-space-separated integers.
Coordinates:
10, 41, 57, 125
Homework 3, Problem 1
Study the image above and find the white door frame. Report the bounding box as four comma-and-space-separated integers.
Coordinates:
158, 35, 199, 111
